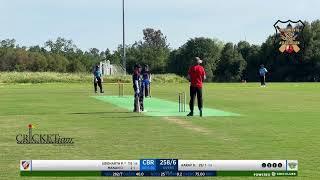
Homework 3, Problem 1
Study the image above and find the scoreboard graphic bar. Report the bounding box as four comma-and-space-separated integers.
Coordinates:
20, 159, 298, 177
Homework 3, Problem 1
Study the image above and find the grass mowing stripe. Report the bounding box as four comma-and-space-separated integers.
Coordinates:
92, 96, 239, 117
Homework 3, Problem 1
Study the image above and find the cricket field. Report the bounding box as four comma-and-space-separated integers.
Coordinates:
0, 83, 319, 179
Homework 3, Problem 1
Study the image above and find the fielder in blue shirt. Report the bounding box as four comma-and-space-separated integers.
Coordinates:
93, 65, 104, 93
259, 64, 268, 87
141, 65, 151, 98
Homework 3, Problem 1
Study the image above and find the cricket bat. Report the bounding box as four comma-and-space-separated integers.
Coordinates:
279, 45, 286, 53
292, 45, 300, 52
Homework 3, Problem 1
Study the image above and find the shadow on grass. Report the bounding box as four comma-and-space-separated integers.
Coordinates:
69, 111, 147, 119
69, 111, 132, 115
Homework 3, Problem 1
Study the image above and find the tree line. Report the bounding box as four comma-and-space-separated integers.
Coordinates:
0, 37, 114, 73
0, 20, 319, 82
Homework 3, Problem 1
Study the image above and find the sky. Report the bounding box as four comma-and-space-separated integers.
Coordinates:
0, 0, 319, 51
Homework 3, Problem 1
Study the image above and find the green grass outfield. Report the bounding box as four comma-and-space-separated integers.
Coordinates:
0, 82, 319, 179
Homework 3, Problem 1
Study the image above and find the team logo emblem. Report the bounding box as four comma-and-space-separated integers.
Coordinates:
288, 162, 297, 169
274, 20, 305, 54
21, 160, 31, 170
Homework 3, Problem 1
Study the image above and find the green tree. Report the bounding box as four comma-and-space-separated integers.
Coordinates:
46, 54, 69, 72
136, 28, 170, 73
304, 20, 320, 81
45, 37, 77, 54
28, 52, 48, 72
169, 37, 222, 81
244, 45, 261, 81
0, 39, 16, 48
216, 43, 246, 82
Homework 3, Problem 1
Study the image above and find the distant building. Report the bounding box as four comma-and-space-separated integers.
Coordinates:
99, 60, 114, 76
97, 60, 125, 75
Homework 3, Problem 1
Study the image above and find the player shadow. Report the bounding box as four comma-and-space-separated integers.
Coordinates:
68, 111, 148, 119
69, 111, 132, 115
97, 115, 145, 119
